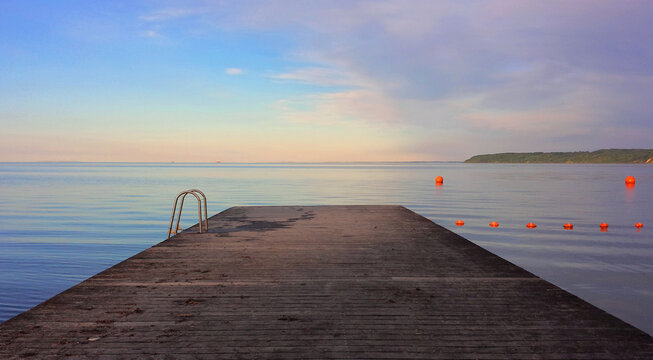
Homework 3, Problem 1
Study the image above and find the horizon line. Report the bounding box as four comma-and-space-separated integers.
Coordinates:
0, 160, 463, 164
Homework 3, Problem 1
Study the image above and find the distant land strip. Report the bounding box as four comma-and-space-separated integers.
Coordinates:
464, 149, 653, 164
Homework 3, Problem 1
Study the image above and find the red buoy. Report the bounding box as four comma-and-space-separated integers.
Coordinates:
600, 223, 609, 231
526, 222, 537, 228
489, 221, 499, 228
563, 223, 574, 230
435, 176, 444, 185
635, 222, 644, 229
455, 220, 464, 226
625, 176, 636, 185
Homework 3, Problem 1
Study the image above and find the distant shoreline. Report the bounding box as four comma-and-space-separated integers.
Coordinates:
465, 149, 653, 164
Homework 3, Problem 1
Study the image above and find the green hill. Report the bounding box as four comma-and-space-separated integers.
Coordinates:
464, 149, 653, 164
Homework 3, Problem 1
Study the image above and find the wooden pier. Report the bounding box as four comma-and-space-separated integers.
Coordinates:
1, 205, 652, 359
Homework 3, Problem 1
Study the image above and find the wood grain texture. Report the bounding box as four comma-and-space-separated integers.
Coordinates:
1, 205, 651, 359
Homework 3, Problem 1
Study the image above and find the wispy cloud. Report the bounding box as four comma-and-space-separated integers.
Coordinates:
225, 68, 244, 75
140, 30, 160, 38
272, 67, 358, 87
252, 0, 653, 155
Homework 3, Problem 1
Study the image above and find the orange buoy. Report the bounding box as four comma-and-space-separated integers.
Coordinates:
563, 223, 574, 230
489, 221, 499, 228
435, 176, 444, 185
599, 223, 609, 231
625, 176, 636, 185
526, 222, 537, 228
635, 222, 644, 229
455, 220, 464, 226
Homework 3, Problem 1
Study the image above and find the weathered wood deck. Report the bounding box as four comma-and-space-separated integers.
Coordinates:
1, 205, 652, 359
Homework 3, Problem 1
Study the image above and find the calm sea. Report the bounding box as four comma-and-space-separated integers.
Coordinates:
1, 162, 652, 334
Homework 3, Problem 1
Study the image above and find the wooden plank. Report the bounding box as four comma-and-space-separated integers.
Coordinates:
1, 205, 651, 359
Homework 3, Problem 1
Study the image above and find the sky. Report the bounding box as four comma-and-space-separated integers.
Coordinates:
1, 0, 652, 162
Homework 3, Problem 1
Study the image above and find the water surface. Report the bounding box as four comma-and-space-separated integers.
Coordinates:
0, 162, 651, 334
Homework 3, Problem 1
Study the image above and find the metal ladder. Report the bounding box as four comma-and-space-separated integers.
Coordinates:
168, 189, 208, 238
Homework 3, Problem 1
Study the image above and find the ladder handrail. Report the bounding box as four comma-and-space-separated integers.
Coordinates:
175, 191, 203, 234
185, 189, 208, 230
168, 189, 208, 238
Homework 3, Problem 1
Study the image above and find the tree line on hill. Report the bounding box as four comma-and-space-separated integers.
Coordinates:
464, 149, 653, 163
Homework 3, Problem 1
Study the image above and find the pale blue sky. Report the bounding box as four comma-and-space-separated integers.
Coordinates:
2, 1, 652, 161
